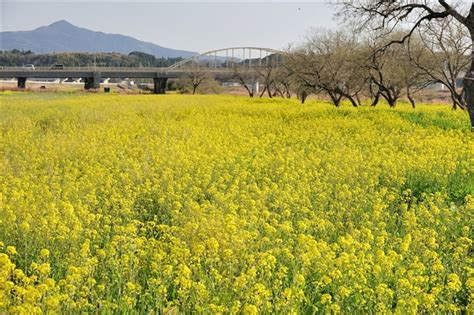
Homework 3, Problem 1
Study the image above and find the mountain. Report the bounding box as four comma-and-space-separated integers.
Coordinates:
0, 20, 197, 58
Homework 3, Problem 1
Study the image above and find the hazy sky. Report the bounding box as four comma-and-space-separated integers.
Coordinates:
1, 1, 339, 52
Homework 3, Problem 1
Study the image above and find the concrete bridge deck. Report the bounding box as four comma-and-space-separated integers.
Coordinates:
0, 67, 240, 93
0, 67, 183, 78
0, 47, 283, 94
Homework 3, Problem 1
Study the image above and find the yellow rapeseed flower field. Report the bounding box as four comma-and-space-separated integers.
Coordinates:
0, 92, 473, 313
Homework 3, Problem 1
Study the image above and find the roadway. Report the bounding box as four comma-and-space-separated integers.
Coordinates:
0, 67, 181, 79
0, 67, 242, 93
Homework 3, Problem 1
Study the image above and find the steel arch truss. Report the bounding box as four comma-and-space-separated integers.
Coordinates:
168, 47, 285, 70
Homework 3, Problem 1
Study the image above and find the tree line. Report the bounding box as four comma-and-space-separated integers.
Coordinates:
182, 2, 473, 129
197, 14, 468, 111
284, 18, 469, 110
0, 50, 183, 68
184, 15, 469, 111
292, 1, 472, 127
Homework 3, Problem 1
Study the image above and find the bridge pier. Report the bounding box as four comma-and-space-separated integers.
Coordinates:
84, 72, 101, 90
17, 77, 27, 89
153, 77, 168, 94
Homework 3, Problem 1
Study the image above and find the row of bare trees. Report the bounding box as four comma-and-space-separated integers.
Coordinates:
177, 57, 293, 98
176, 1, 474, 129
247, 1, 473, 131
336, 0, 474, 129
181, 16, 469, 111
285, 14, 470, 110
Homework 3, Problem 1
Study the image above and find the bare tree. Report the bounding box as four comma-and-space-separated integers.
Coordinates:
404, 57, 431, 108
182, 64, 209, 95
287, 29, 366, 107
366, 41, 405, 107
273, 67, 293, 99
410, 16, 470, 109
256, 65, 293, 99
256, 58, 277, 98
231, 63, 258, 98
368, 78, 382, 106
338, 1, 474, 129
283, 49, 313, 103
363, 31, 429, 108
296, 86, 312, 104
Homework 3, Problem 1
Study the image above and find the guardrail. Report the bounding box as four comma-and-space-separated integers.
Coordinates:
0, 66, 268, 72
0, 66, 171, 71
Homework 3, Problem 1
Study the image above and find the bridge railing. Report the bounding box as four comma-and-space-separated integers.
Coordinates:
0, 67, 267, 73
0, 66, 173, 71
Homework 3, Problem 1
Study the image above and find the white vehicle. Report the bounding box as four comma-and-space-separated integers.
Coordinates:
23, 64, 35, 70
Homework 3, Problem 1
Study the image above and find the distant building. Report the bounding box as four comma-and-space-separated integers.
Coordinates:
429, 71, 466, 90
221, 82, 240, 87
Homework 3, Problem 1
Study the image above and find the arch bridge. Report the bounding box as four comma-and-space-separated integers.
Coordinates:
168, 47, 284, 70
0, 47, 285, 94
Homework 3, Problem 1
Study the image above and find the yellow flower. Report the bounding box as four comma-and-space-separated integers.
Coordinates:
321, 294, 332, 305
338, 286, 351, 299
6, 246, 17, 255
400, 234, 412, 253
37, 263, 51, 275
447, 274, 462, 292
0, 94, 472, 313
466, 277, 474, 292
40, 249, 50, 258
243, 304, 258, 315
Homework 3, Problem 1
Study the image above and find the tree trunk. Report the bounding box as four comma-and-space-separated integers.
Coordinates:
284, 84, 292, 98
329, 92, 342, 107
267, 84, 273, 98
465, 72, 474, 131
408, 96, 415, 109
355, 93, 362, 106
454, 89, 466, 110
450, 90, 459, 110
382, 93, 396, 107
300, 91, 308, 104
386, 92, 397, 108
406, 87, 415, 109
242, 84, 254, 97
346, 95, 358, 107
371, 92, 380, 107
466, 7, 474, 131
259, 85, 267, 98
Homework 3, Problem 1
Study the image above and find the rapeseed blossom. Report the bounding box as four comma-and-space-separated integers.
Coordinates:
0, 93, 473, 313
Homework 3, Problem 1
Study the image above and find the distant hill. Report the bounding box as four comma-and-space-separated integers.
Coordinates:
0, 20, 197, 58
